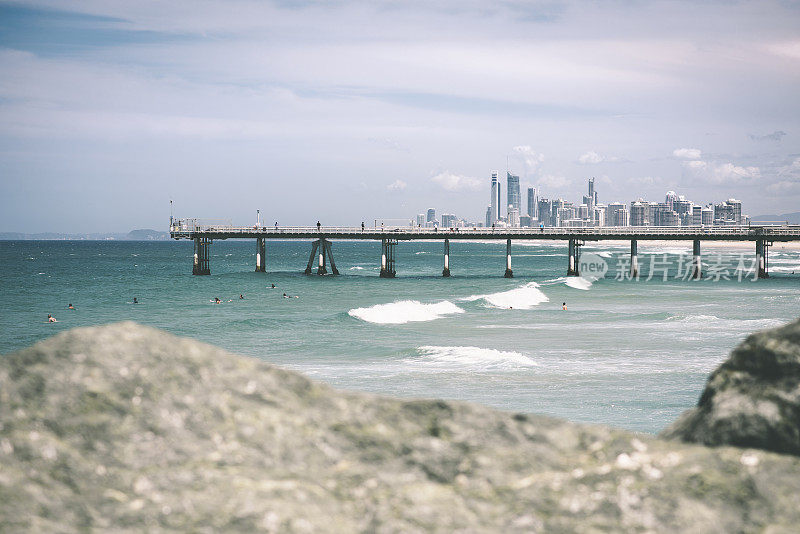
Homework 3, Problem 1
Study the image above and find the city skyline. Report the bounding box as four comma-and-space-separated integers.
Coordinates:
1, 1, 799, 232
411, 169, 755, 230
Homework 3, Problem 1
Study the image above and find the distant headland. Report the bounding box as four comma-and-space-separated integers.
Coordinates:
0, 229, 170, 241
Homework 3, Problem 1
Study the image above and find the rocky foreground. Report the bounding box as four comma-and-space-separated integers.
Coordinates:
2, 322, 800, 533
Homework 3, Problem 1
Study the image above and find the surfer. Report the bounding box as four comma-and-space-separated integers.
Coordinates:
270, 283, 276, 289
133, 297, 138, 304
67, 303, 74, 310
215, 297, 221, 304
239, 294, 244, 299
48, 314, 56, 323
562, 302, 567, 311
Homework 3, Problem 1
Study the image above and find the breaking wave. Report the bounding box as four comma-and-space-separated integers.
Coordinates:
412, 345, 538, 369
462, 282, 549, 309
565, 277, 593, 290
348, 300, 464, 324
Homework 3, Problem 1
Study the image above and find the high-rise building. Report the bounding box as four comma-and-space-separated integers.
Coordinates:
527, 187, 537, 218
702, 206, 713, 225
691, 206, 702, 226
551, 198, 567, 226
616, 207, 629, 226
714, 199, 742, 225
416, 214, 426, 227
665, 191, 678, 210
508, 207, 520, 227
485, 206, 492, 227
630, 200, 648, 226
441, 214, 458, 227
426, 208, 436, 224
538, 198, 552, 226
490, 172, 500, 224
607, 202, 626, 226
507, 172, 520, 216
593, 204, 606, 227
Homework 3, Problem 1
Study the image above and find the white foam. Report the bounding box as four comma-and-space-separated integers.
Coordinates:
463, 282, 549, 309
666, 314, 720, 323
414, 345, 537, 369
349, 266, 365, 270
565, 277, 593, 290
348, 300, 464, 324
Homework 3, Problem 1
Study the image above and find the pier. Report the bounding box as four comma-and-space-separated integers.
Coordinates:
171, 220, 800, 279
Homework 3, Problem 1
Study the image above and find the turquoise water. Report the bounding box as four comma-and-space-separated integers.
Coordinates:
2, 239, 799, 434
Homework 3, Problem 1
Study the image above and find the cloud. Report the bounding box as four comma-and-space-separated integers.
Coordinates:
673, 148, 702, 160
430, 172, 482, 191
578, 151, 603, 164
779, 157, 800, 176
538, 174, 571, 189
387, 179, 407, 191
765, 41, 800, 60
711, 163, 760, 183
577, 150, 622, 164
512, 145, 544, 174
766, 181, 800, 195
748, 130, 787, 142
627, 176, 662, 186
682, 159, 760, 184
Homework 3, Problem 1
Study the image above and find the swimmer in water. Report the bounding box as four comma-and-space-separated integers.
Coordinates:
283, 293, 289, 298
67, 303, 74, 310
48, 314, 56, 323
562, 302, 567, 311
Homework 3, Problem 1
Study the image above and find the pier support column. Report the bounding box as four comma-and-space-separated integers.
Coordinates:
380, 238, 396, 278
323, 240, 339, 275
255, 238, 266, 272
304, 239, 339, 275
630, 240, 639, 280
690, 240, 701, 280
317, 239, 328, 275
192, 237, 211, 275
504, 239, 513, 278
756, 239, 770, 279
443, 239, 451, 277
304, 240, 320, 275
567, 238, 580, 276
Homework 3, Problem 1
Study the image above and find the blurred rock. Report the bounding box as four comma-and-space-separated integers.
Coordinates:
2, 322, 800, 532
661, 317, 800, 456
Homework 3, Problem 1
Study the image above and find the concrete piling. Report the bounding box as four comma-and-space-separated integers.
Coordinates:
504, 239, 513, 278
630, 239, 639, 279
443, 239, 451, 277
691, 239, 701, 280
255, 238, 266, 272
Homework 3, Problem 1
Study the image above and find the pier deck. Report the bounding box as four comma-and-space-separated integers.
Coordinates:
170, 220, 800, 278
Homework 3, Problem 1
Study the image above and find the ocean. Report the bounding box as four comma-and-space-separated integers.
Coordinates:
2, 239, 799, 434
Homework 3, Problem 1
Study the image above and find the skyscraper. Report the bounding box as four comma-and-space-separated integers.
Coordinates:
507, 172, 520, 216
426, 208, 436, 224
490, 172, 500, 224
527, 187, 537, 218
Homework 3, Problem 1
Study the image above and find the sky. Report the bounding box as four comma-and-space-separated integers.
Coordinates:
1, 0, 799, 232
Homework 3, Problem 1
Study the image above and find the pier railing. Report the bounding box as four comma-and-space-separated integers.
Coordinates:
170, 220, 800, 239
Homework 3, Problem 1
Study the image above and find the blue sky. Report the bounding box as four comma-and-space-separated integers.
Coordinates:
1, 0, 799, 232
